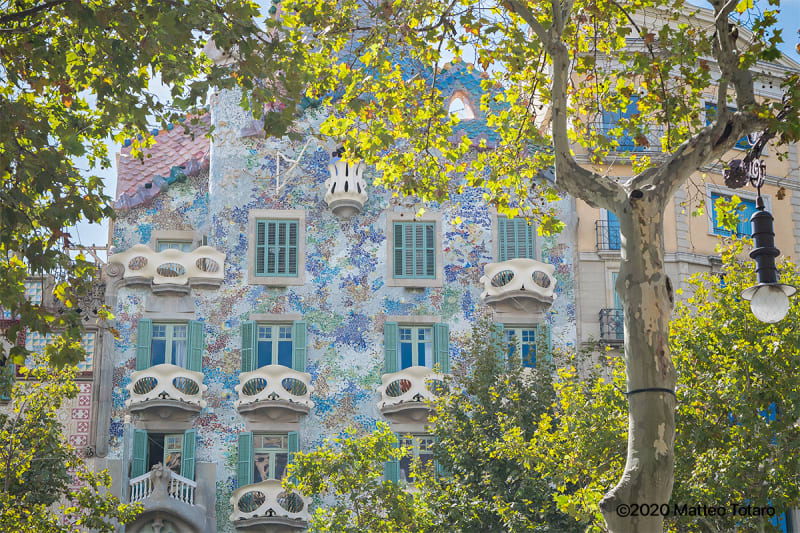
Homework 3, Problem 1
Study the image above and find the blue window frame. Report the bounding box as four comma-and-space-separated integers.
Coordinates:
255, 220, 299, 277
503, 328, 537, 368
498, 216, 536, 261
256, 324, 293, 368
151, 323, 187, 367
704, 103, 750, 150
601, 96, 645, 152
710, 193, 758, 237
399, 327, 433, 369
393, 222, 436, 279
606, 211, 621, 250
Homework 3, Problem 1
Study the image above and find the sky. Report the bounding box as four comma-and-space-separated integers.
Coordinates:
71, 3, 800, 252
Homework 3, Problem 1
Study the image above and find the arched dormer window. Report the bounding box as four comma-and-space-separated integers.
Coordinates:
447, 92, 476, 120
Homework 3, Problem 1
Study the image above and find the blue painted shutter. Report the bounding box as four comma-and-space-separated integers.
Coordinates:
384, 433, 400, 484
607, 211, 621, 250
237, 432, 254, 488
187, 320, 203, 372
384, 322, 399, 374
241, 321, 256, 373
292, 321, 307, 372
612, 272, 622, 310
181, 429, 196, 481
131, 429, 148, 478
136, 319, 152, 370
491, 323, 505, 367
433, 323, 449, 373
537, 323, 551, 364
738, 199, 758, 237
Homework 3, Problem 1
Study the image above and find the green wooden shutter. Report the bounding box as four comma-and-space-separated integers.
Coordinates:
237, 432, 254, 488
292, 321, 307, 372
498, 217, 510, 261
187, 320, 204, 372
491, 323, 505, 368
384, 433, 400, 484
384, 322, 399, 374
131, 429, 148, 478
287, 430, 300, 481
537, 323, 551, 364
499, 217, 535, 261
255, 221, 267, 275
433, 323, 450, 373
241, 321, 256, 373
135, 319, 152, 371
181, 429, 196, 481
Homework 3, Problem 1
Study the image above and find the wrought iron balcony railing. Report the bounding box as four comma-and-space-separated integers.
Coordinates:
230, 479, 310, 529
596, 220, 621, 251
599, 308, 624, 342
108, 244, 225, 291
126, 363, 207, 411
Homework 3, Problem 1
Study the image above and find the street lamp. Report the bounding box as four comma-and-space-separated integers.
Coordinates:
722, 99, 796, 322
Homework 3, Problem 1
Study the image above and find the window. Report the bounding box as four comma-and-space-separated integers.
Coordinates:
131, 428, 196, 480
22, 330, 96, 373
256, 220, 299, 277
384, 322, 449, 374
240, 320, 306, 373
135, 319, 204, 372
237, 431, 299, 487
248, 210, 306, 286
385, 434, 437, 483
498, 216, 536, 261
705, 103, 750, 150
156, 240, 193, 252
393, 222, 435, 278
601, 96, 645, 152
151, 324, 187, 367
492, 322, 550, 368
399, 435, 435, 482
710, 192, 758, 237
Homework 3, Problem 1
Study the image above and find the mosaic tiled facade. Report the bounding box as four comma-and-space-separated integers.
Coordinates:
104, 62, 578, 532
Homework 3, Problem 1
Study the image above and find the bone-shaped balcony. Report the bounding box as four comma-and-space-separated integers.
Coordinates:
234, 365, 315, 424
480, 258, 558, 317
126, 364, 207, 421
108, 244, 225, 293
377, 366, 448, 423
324, 152, 367, 219
230, 479, 310, 531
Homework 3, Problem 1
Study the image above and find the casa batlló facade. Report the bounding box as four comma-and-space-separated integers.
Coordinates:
97, 60, 578, 533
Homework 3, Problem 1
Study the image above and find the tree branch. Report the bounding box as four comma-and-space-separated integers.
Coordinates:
505, 0, 547, 40
0, 0, 68, 26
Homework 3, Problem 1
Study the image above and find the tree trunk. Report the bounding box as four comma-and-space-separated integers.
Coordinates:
599, 190, 677, 533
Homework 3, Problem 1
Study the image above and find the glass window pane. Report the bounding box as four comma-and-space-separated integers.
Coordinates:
277, 341, 292, 367
257, 340, 273, 367
274, 452, 288, 479
151, 339, 166, 366
254, 453, 270, 482
400, 342, 413, 370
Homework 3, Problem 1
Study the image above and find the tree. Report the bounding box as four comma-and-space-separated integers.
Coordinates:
0, 0, 267, 368
530, 239, 800, 532
287, 321, 582, 532
226, 1, 800, 530
0, 357, 140, 532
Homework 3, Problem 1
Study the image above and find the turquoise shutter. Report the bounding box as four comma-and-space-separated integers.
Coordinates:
433, 323, 449, 373
384, 433, 400, 484
135, 319, 152, 370
131, 429, 148, 478
237, 432, 254, 488
187, 320, 204, 372
287, 430, 300, 481
537, 323, 551, 364
384, 322, 399, 374
491, 323, 505, 368
255, 221, 266, 275
241, 321, 257, 373
181, 429, 196, 481
292, 321, 307, 372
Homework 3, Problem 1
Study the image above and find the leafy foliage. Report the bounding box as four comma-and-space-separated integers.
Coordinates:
0, 358, 140, 531
532, 241, 800, 532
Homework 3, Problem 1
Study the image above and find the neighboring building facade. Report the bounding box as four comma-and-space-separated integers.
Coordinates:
98, 60, 578, 533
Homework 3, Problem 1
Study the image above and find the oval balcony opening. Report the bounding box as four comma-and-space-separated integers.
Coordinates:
491, 270, 515, 287
238, 491, 266, 513
277, 492, 305, 513
172, 376, 200, 395
156, 262, 186, 278
281, 377, 308, 396
129, 256, 148, 271
532, 270, 551, 288
132, 376, 158, 395
242, 377, 268, 396
196, 257, 220, 273
385, 379, 412, 398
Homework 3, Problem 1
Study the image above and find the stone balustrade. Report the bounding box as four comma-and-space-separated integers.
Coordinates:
324, 153, 367, 218
480, 258, 558, 315
229, 479, 310, 529
126, 363, 207, 412
377, 366, 447, 419
108, 244, 225, 291
234, 365, 314, 421
129, 464, 197, 506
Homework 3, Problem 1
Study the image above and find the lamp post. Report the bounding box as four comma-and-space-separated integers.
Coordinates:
722, 100, 796, 323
